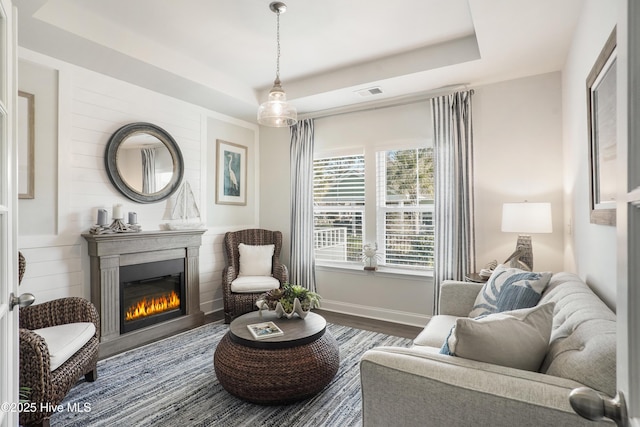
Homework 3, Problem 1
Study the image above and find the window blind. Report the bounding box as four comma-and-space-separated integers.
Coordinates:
376, 148, 434, 268
313, 155, 365, 262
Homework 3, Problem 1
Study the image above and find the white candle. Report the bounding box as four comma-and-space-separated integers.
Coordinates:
113, 204, 123, 220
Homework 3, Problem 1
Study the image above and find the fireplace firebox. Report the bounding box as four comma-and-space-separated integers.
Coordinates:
120, 258, 186, 334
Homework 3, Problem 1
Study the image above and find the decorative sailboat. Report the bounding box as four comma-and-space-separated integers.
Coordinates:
162, 181, 204, 230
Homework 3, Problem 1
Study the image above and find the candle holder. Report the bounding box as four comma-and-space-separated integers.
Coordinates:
89, 219, 141, 234
89, 224, 113, 235
110, 218, 141, 233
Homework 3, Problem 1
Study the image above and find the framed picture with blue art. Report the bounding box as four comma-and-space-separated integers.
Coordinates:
216, 139, 247, 205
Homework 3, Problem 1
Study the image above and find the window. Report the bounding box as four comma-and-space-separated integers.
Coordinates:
313, 147, 434, 271
376, 148, 434, 269
313, 155, 365, 263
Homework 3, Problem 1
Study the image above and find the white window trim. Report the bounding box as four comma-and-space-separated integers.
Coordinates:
315, 261, 432, 279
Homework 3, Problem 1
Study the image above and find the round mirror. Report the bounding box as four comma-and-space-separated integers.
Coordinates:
105, 122, 184, 203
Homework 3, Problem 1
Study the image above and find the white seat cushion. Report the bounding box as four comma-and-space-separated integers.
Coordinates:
231, 276, 280, 293
32, 322, 96, 371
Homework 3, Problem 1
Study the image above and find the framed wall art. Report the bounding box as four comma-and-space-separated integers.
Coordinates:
216, 139, 247, 205
586, 27, 616, 226
18, 91, 35, 199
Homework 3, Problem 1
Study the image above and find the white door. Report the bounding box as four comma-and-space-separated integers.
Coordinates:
0, 1, 17, 426
617, 0, 640, 425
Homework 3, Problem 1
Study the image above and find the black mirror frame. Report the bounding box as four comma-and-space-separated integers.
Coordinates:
105, 122, 184, 204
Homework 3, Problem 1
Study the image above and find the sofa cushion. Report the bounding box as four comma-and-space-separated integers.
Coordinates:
413, 315, 459, 347
538, 272, 617, 397
468, 264, 552, 318
32, 322, 96, 371
231, 275, 280, 293
238, 243, 274, 277
440, 302, 555, 371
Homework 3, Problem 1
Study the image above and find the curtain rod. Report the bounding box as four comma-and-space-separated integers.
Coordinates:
297, 85, 474, 121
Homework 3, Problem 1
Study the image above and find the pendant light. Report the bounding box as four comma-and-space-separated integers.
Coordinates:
257, 2, 297, 127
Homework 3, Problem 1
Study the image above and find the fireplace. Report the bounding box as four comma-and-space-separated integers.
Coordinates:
83, 230, 205, 358
120, 259, 186, 334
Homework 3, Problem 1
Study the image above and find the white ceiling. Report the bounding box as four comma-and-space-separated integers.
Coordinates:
15, 0, 585, 123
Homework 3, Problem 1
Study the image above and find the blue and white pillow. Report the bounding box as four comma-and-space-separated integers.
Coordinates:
468, 264, 552, 318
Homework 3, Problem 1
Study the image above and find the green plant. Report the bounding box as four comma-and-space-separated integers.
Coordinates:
259, 282, 321, 312
19, 387, 31, 404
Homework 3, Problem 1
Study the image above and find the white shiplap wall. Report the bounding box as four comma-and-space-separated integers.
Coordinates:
17, 49, 259, 314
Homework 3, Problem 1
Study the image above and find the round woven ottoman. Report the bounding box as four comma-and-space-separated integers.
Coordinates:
214, 311, 340, 404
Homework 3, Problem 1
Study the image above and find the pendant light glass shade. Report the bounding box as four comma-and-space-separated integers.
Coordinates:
258, 78, 297, 127
257, 2, 297, 127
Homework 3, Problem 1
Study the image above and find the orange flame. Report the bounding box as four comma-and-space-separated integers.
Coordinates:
125, 290, 180, 321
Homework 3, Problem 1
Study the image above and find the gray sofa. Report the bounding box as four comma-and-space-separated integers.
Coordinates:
360, 272, 616, 426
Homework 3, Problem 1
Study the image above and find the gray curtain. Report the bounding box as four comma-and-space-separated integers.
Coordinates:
289, 119, 317, 292
141, 147, 156, 193
431, 91, 476, 314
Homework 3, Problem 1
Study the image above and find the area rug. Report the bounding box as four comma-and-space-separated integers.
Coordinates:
52, 321, 412, 426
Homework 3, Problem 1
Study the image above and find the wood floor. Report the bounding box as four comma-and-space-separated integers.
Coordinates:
316, 309, 422, 339
206, 309, 423, 340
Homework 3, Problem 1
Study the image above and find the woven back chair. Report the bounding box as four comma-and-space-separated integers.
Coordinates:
222, 229, 288, 323
18, 254, 100, 427
18, 251, 25, 284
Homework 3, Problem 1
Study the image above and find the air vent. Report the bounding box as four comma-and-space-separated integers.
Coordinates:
355, 87, 383, 97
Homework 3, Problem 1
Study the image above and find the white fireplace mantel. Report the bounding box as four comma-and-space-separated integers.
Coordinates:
82, 229, 206, 358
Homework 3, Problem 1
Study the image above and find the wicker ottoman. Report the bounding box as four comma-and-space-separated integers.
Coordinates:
214, 311, 339, 404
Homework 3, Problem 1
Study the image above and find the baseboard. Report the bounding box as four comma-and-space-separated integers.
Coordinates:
319, 299, 430, 327
204, 310, 225, 323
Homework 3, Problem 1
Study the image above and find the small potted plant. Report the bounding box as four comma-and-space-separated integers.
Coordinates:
19, 387, 31, 404
256, 282, 321, 319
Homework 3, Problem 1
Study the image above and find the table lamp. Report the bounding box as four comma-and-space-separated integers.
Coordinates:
501, 202, 552, 271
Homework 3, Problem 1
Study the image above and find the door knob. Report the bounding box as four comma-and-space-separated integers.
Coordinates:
569, 387, 628, 427
9, 292, 35, 310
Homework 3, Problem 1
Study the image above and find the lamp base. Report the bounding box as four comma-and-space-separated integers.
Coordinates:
503, 235, 533, 271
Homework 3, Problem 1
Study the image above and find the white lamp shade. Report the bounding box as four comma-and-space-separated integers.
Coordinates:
501, 202, 552, 234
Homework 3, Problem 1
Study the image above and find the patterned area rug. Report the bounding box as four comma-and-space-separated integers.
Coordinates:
53, 321, 412, 426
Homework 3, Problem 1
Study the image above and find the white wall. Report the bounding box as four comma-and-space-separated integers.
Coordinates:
17, 48, 259, 315
562, 0, 618, 308
18, 60, 58, 236
474, 72, 565, 274
258, 126, 291, 266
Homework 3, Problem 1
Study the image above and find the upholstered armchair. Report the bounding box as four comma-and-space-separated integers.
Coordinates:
222, 229, 288, 323
18, 253, 100, 427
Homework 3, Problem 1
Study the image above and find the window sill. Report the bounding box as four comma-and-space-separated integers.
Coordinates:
315, 262, 432, 280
